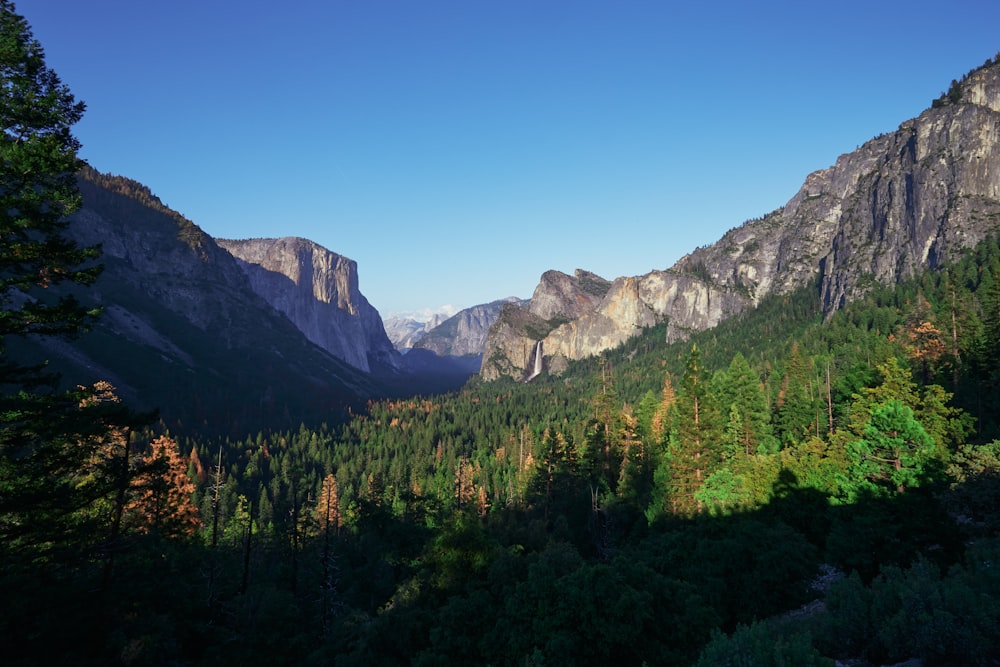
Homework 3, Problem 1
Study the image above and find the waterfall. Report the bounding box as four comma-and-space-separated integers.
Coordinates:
526, 340, 543, 382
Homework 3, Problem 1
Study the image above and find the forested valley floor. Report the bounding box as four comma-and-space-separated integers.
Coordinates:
6, 235, 1000, 666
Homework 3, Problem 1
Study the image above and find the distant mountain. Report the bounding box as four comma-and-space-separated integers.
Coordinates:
384, 313, 450, 351
413, 297, 526, 358
20, 168, 489, 431
482, 57, 1000, 381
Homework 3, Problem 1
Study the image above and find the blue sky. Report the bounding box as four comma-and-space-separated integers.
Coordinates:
21, 1, 1000, 319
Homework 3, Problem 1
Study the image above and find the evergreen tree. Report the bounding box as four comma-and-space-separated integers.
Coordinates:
774, 342, 821, 446
664, 344, 721, 515
0, 2, 154, 575
843, 399, 936, 497
713, 352, 776, 456
0, 1, 97, 353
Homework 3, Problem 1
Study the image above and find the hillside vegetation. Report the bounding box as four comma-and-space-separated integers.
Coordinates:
7, 232, 1000, 665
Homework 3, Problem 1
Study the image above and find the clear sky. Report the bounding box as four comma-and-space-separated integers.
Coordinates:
20, 1, 1000, 320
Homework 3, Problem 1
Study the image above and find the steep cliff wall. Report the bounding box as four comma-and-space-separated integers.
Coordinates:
482, 59, 1000, 380
217, 237, 399, 374
481, 270, 610, 381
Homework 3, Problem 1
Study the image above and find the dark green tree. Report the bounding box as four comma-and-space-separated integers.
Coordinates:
0, 1, 97, 349
0, 0, 106, 549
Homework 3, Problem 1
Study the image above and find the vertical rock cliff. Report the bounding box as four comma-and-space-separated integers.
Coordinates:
32, 170, 384, 431
217, 237, 400, 374
481, 270, 610, 381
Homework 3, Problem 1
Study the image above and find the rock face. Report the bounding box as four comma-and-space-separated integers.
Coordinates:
384, 315, 446, 351
481, 270, 610, 381
414, 297, 525, 358
38, 169, 383, 431
217, 237, 400, 374
482, 58, 1000, 381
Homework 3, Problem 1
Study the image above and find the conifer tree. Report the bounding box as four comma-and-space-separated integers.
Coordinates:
0, 1, 98, 352
666, 344, 721, 515
774, 342, 819, 446
0, 2, 153, 572
713, 352, 775, 456
843, 399, 935, 496
127, 434, 200, 538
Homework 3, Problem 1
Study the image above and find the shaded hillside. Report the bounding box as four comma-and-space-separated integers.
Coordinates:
14, 168, 386, 435
414, 297, 524, 357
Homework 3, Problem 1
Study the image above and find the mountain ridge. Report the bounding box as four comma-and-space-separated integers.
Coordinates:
481, 55, 1000, 381
22, 168, 387, 434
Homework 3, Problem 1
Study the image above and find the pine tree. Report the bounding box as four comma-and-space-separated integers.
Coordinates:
666, 344, 721, 515
0, 2, 98, 352
774, 342, 819, 446
315, 472, 341, 635
844, 399, 935, 496
0, 0, 97, 548
713, 352, 775, 456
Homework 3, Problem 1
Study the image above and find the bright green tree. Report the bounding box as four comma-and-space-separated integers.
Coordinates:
663, 344, 722, 515
774, 342, 821, 446
844, 399, 935, 496
713, 352, 776, 456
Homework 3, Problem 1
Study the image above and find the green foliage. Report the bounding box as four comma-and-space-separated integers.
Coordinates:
695, 622, 833, 667
942, 439, 1000, 535
819, 543, 1000, 665
842, 399, 936, 497
0, 1, 98, 352
6, 11, 1000, 660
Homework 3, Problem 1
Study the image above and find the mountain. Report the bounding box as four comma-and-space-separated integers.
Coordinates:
216, 237, 399, 375
481, 57, 1000, 381
384, 313, 450, 351
482, 271, 610, 380
17, 168, 386, 434
413, 297, 526, 358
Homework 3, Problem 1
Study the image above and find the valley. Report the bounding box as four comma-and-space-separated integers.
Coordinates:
3, 2, 1000, 662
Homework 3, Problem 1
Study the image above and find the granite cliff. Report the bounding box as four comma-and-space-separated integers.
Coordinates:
482, 56, 1000, 381
217, 237, 399, 374
482, 270, 610, 380
384, 314, 450, 351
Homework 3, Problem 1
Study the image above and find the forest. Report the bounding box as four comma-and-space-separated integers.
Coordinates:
5, 230, 1000, 665
4, 2, 1000, 664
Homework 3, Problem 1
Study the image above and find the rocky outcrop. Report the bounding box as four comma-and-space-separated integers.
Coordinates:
528, 270, 611, 321
482, 57, 1000, 380
217, 237, 400, 374
481, 270, 610, 381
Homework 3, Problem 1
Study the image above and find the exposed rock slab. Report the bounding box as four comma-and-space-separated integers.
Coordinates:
217, 237, 399, 374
